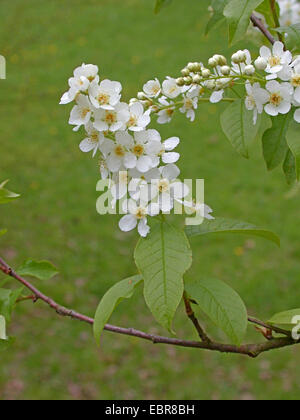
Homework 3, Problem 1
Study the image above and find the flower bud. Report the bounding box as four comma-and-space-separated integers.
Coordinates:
220, 65, 231, 75
244, 64, 255, 76
181, 68, 190, 77
137, 92, 147, 100
208, 57, 218, 67
193, 62, 202, 72
254, 57, 267, 71
237, 50, 247, 63
201, 68, 211, 78
231, 53, 240, 64
192, 74, 202, 84
187, 62, 195, 71
176, 77, 185, 86
218, 55, 227, 66
184, 76, 192, 85
205, 80, 216, 90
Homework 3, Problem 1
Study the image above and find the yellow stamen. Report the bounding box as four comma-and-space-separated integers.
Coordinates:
270, 92, 282, 106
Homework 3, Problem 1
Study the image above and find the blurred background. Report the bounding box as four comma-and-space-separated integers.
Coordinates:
1, 0, 300, 400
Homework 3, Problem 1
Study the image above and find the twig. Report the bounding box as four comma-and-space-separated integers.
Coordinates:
183, 292, 211, 343
250, 14, 276, 45
0, 256, 299, 358
248, 316, 291, 337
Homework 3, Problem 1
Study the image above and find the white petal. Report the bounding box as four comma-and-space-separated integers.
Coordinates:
265, 104, 279, 116
138, 219, 150, 237
79, 138, 96, 153
136, 156, 152, 173
162, 164, 180, 180
124, 152, 137, 169
260, 46, 271, 59
210, 90, 224, 104
295, 87, 300, 103
119, 215, 137, 232
277, 101, 291, 114
162, 152, 180, 164
171, 182, 189, 199
294, 108, 300, 123
163, 137, 180, 151
107, 155, 122, 172
273, 41, 284, 57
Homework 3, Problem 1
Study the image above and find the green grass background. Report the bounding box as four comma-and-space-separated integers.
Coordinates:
1, 0, 300, 400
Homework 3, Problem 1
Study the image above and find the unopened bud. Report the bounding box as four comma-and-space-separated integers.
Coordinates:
208, 57, 218, 67
220, 65, 231, 75
254, 57, 268, 71
184, 76, 192, 85
201, 68, 211, 78
205, 80, 216, 90
137, 92, 147, 100
176, 77, 185, 86
244, 64, 255, 76
187, 62, 195, 71
192, 74, 202, 84
181, 68, 190, 77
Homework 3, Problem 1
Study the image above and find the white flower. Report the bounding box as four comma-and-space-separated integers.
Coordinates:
146, 134, 180, 165
259, 41, 292, 75
264, 80, 293, 116
162, 77, 182, 99
157, 97, 175, 124
89, 79, 122, 110
147, 164, 189, 213
60, 63, 99, 104
245, 82, 269, 124
291, 62, 300, 103
143, 78, 161, 98
278, 0, 300, 26
181, 201, 215, 220
94, 103, 130, 132
210, 89, 224, 103
100, 131, 133, 172
69, 94, 93, 129
123, 130, 161, 173
127, 102, 151, 132
180, 90, 199, 122
294, 108, 300, 123
79, 122, 104, 157
119, 199, 159, 237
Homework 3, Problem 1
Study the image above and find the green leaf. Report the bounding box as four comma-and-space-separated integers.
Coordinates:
220, 99, 261, 158
268, 309, 300, 331
262, 113, 292, 171
0, 288, 24, 322
185, 278, 248, 345
283, 148, 296, 185
185, 217, 280, 246
93, 275, 143, 344
255, 0, 280, 27
0, 180, 20, 204
17, 259, 58, 281
206, 0, 229, 34
134, 222, 192, 332
276, 24, 300, 50
223, 0, 264, 45
154, 0, 172, 14
287, 119, 300, 181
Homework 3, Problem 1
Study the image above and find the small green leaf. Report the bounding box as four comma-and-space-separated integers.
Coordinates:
275, 24, 300, 50
185, 278, 248, 345
0, 229, 7, 237
223, 0, 264, 45
283, 148, 296, 185
268, 309, 300, 331
134, 222, 192, 333
17, 259, 58, 281
206, 0, 229, 34
220, 99, 261, 158
287, 119, 300, 181
0, 288, 24, 322
262, 113, 292, 171
154, 0, 172, 14
0, 180, 20, 204
94, 275, 143, 344
185, 217, 280, 246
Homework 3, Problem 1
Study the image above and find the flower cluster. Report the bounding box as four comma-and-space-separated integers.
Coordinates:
135, 41, 300, 125
60, 64, 213, 237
